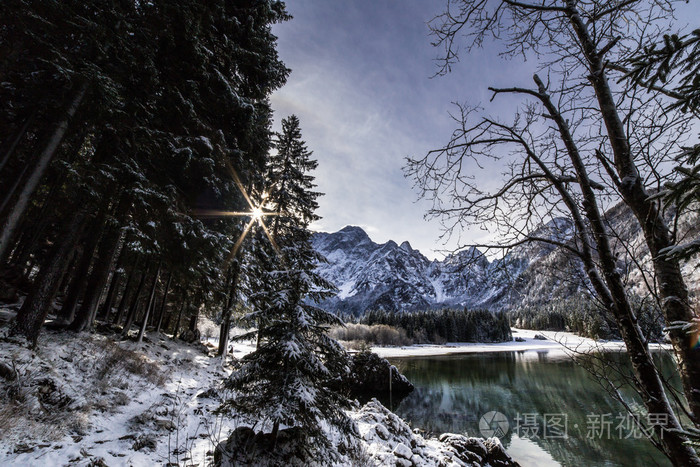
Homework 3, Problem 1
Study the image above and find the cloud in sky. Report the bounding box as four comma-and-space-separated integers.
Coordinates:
270, 0, 514, 259
270, 1, 699, 260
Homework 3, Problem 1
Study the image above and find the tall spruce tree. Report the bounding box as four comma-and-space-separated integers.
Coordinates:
223, 115, 352, 455
2, 0, 290, 343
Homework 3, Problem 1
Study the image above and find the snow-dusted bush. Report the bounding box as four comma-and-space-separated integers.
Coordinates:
330, 323, 411, 347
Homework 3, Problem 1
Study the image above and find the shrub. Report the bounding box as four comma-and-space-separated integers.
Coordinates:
329, 323, 411, 347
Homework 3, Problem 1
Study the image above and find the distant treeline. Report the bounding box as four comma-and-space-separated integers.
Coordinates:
359, 308, 512, 344
507, 296, 664, 341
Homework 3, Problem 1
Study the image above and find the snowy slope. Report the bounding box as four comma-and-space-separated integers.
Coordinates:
0, 328, 519, 467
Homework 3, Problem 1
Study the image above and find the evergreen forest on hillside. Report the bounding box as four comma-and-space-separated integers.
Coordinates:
0, 0, 355, 461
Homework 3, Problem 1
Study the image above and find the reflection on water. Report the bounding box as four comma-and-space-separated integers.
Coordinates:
389, 350, 677, 467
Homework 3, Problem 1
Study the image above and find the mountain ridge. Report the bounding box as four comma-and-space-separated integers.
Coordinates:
311, 218, 581, 317
313, 208, 700, 318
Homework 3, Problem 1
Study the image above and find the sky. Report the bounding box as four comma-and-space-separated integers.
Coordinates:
270, 1, 699, 260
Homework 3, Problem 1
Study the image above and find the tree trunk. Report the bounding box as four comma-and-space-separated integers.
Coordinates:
0, 165, 29, 218
121, 264, 150, 337
73, 198, 130, 331
531, 34, 700, 462
0, 82, 88, 263
7, 190, 56, 272
188, 303, 200, 334
137, 261, 161, 343
57, 244, 89, 323
69, 228, 122, 332
218, 262, 240, 357
546, 81, 697, 466
564, 1, 700, 431
155, 272, 173, 334
56, 247, 80, 300
271, 420, 280, 440
99, 243, 131, 321
113, 260, 139, 326
173, 298, 187, 339
162, 293, 176, 332
0, 111, 36, 175
60, 211, 107, 324
11, 210, 87, 345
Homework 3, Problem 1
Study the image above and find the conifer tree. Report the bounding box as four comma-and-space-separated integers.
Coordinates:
2, 0, 289, 343
224, 115, 352, 455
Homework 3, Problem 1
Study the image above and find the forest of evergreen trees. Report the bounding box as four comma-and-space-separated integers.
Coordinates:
0, 0, 351, 454
507, 296, 665, 341
0, 0, 292, 346
361, 308, 512, 344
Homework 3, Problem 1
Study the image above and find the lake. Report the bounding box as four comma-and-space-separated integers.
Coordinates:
388, 350, 679, 467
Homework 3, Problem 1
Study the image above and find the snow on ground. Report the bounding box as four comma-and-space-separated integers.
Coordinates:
0, 327, 260, 467
371, 328, 670, 358
350, 399, 517, 466
0, 318, 664, 466
0, 324, 518, 467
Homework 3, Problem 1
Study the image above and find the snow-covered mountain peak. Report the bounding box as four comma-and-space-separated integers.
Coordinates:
379, 239, 399, 251
444, 246, 487, 266
312, 221, 595, 317
337, 225, 372, 244
530, 217, 574, 242
339, 224, 369, 236
312, 208, 700, 318
313, 225, 537, 316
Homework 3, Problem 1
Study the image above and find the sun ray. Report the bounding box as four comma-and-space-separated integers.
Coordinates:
223, 158, 256, 211
194, 209, 260, 218
257, 215, 282, 259
194, 208, 279, 219
225, 216, 257, 267
193, 159, 283, 266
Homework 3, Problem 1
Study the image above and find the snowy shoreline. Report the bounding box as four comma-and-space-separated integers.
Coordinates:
0, 329, 520, 466
371, 328, 671, 359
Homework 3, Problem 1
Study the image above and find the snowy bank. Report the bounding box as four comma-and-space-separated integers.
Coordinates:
215, 398, 520, 466
371, 328, 670, 358
350, 400, 519, 467
0, 329, 232, 466
0, 329, 519, 466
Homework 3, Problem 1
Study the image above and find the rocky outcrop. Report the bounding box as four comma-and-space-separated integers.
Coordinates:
341, 350, 413, 400
353, 399, 520, 467
178, 328, 201, 343
214, 426, 312, 467
0, 360, 16, 381
214, 399, 521, 467
439, 433, 519, 467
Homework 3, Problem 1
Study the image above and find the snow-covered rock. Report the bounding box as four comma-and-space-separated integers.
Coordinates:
351, 399, 520, 467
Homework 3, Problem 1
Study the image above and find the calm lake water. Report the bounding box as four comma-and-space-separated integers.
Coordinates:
388, 350, 680, 467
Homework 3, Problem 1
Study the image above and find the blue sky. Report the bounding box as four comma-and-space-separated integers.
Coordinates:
270, 1, 699, 260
